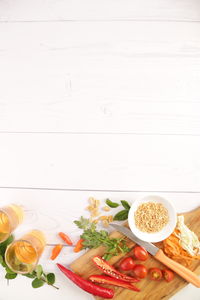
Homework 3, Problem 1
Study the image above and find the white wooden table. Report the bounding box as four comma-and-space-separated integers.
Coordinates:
0, 1, 200, 299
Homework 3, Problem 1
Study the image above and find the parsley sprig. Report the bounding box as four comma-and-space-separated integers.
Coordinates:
74, 217, 130, 260
0, 235, 58, 289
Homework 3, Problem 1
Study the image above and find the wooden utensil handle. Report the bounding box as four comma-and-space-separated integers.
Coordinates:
155, 249, 200, 287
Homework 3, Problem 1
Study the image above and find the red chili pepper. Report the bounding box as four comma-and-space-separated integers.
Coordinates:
58, 232, 73, 245
50, 244, 63, 260
92, 256, 139, 283
74, 239, 84, 253
89, 275, 140, 292
57, 264, 114, 299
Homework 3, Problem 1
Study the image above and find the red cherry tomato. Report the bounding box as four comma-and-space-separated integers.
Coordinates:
149, 268, 163, 281
163, 269, 174, 282
133, 246, 148, 261
119, 257, 136, 271
133, 264, 147, 279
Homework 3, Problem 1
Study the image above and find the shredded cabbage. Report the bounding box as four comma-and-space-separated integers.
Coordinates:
176, 215, 200, 256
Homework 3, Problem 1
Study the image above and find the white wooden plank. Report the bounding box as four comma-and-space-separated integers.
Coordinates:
0, 188, 199, 300
1, 21, 200, 55
0, 22, 200, 134
0, 101, 200, 135
0, 0, 200, 21
0, 133, 199, 191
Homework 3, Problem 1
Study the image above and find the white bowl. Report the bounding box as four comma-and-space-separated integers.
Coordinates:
128, 195, 177, 243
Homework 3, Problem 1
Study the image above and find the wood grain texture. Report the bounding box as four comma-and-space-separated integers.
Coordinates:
71, 207, 200, 300
0, 0, 200, 21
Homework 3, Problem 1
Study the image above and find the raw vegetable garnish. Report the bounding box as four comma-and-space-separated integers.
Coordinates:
0, 235, 58, 289
176, 215, 200, 256
163, 215, 200, 267
74, 217, 130, 260
106, 199, 131, 221
57, 263, 114, 299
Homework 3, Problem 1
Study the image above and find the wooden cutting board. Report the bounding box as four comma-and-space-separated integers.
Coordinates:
71, 207, 200, 300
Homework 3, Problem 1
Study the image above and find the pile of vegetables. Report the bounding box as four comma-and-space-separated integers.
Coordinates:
57, 245, 175, 299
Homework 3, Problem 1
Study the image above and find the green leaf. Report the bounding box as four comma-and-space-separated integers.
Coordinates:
74, 217, 90, 230
47, 273, 55, 285
0, 235, 14, 255
5, 266, 16, 274
114, 210, 129, 221
23, 273, 36, 278
1, 261, 7, 267
3, 235, 14, 246
75, 216, 130, 260
5, 273, 17, 279
36, 265, 43, 279
32, 278, 44, 288
121, 200, 131, 210
0, 255, 3, 264
102, 253, 113, 261
106, 199, 119, 208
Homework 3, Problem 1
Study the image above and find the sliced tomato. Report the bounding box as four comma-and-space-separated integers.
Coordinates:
132, 264, 147, 279
119, 257, 135, 271
92, 256, 139, 283
133, 246, 148, 261
149, 268, 163, 281
163, 269, 174, 282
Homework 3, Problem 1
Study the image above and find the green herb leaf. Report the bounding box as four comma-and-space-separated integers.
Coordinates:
36, 265, 43, 279
121, 200, 131, 210
114, 210, 129, 221
75, 216, 130, 260
1, 261, 7, 267
74, 216, 90, 230
5, 266, 16, 274
0, 255, 3, 264
102, 253, 113, 261
5, 273, 17, 279
47, 273, 55, 285
106, 199, 119, 208
32, 278, 45, 288
2, 235, 14, 247
23, 273, 36, 278
0, 235, 14, 256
